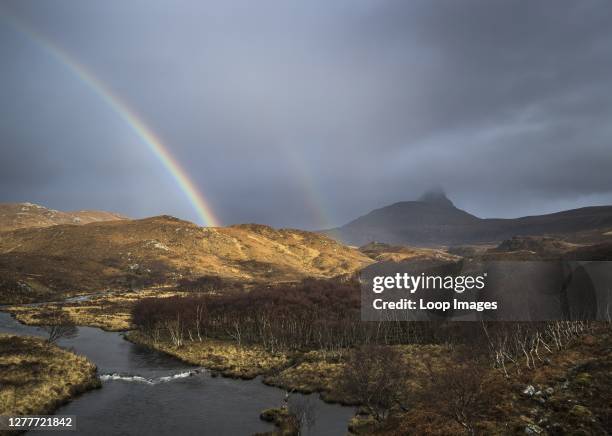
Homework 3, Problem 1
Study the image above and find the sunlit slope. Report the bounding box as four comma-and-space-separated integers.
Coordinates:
0, 216, 372, 302
0, 202, 126, 232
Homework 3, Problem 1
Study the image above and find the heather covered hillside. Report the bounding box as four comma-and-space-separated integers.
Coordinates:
0, 215, 372, 303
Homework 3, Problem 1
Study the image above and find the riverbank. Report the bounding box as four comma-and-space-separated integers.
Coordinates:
3, 289, 187, 331
127, 331, 291, 378
126, 331, 450, 404
0, 334, 100, 417
257, 407, 300, 436
126, 332, 364, 432
126, 331, 353, 402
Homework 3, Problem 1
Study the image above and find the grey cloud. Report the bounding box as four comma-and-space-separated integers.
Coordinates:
0, 0, 611, 228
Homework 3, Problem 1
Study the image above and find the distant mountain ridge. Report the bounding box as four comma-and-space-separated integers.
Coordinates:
326, 191, 612, 246
0, 202, 126, 232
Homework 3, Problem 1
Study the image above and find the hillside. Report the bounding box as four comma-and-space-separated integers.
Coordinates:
359, 242, 460, 263
0, 202, 126, 232
487, 236, 580, 257
327, 191, 612, 247
0, 216, 372, 303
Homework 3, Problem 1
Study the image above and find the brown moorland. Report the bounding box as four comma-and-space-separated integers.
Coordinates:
0, 215, 372, 303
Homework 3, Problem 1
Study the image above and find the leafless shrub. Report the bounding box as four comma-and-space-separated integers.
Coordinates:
165, 314, 184, 347
419, 351, 487, 435
480, 321, 595, 375
340, 344, 409, 423
132, 279, 435, 353
43, 313, 77, 344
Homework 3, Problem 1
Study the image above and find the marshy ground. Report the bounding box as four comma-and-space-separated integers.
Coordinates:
4, 288, 186, 331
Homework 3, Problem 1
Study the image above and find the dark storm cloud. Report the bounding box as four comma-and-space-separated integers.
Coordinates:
359, 1, 612, 141
1, 0, 611, 228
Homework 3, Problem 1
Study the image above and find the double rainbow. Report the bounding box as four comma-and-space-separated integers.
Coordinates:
2, 13, 220, 227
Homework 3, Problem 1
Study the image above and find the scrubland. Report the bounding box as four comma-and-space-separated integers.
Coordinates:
0, 334, 99, 418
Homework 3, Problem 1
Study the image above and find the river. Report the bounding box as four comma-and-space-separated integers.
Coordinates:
0, 311, 355, 435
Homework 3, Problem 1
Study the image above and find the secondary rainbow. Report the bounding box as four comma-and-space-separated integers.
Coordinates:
2, 13, 220, 227
282, 146, 334, 230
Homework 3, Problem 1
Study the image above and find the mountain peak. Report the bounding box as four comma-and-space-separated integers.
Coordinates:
417, 189, 454, 208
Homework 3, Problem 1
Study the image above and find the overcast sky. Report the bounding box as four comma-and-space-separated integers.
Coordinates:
1, 0, 611, 229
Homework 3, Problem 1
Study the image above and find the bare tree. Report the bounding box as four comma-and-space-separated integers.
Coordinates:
165, 314, 184, 347
420, 351, 487, 435
340, 344, 409, 423
43, 312, 77, 344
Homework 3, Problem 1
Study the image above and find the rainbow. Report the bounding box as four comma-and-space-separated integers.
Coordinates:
2, 13, 220, 227
283, 146, 334, 230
